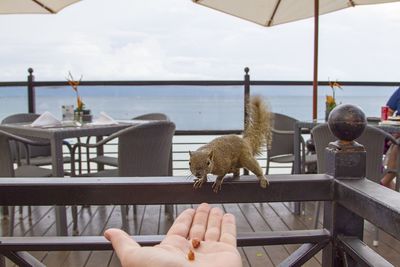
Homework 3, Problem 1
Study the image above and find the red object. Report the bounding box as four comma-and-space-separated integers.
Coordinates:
381, 106, 389, 121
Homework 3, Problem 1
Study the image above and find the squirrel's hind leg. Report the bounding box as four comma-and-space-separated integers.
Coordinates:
242, 157, 269, 188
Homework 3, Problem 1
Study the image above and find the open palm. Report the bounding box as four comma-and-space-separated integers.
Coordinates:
104, 203, 242, 267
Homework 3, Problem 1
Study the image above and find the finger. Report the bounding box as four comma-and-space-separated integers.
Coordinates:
220, 213, 237, 246
189, 203, 211, 240
205, 207, 223, 242
166, 208, 196, 238
104, 228, 140, 259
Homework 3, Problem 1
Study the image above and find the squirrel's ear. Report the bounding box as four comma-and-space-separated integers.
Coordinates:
189, 150, 192, 156
208, 150, 214, 160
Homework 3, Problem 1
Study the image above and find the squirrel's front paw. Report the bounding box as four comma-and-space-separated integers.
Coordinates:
212, 180, 223, 193
259, 176, 269, 188
193, 177, 206, 189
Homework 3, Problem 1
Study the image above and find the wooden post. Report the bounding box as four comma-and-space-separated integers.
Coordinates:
27, 68, 36, 114
322, 104, 367, 266
323, 201, 364, 266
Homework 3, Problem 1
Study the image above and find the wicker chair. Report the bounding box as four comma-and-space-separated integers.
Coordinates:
71, 120, 176, 233
312, 123, 399, 246
86, 113, 169, 171
1, 113, 75, 224
266, 113, 316, 174
0, 129, 54, 236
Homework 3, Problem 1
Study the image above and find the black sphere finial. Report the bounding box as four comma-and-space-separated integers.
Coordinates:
28, 68, 33, 74
328, 104, 367, 144
244, 67, 249, 74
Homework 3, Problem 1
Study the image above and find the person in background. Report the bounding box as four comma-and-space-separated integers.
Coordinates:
380, 87, 400, 190
104, 203, 242, 267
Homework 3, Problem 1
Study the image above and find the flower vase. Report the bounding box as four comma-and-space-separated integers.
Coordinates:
74, 111, 83, 123
74, 109, 92, 123
82, 109, 92, 122
325, 108, 330, 122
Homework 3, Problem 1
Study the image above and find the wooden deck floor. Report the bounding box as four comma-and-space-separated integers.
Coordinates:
1, 202, 399, 267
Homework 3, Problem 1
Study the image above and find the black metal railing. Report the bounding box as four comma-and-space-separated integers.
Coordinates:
1, 67, 399, 120
2, 68, 396, 175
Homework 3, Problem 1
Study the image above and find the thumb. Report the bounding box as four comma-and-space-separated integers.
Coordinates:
104, 228, 140, 259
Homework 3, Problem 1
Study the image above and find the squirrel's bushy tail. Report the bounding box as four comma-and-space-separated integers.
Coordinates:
243, 95, 273, 155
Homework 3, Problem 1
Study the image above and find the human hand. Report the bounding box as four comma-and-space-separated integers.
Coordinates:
104, 203, 242, 267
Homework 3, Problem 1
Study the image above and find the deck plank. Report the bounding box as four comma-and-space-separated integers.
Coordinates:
262, 202, 321, 267
138, 205, 161, 235
239, 203, 292, 266
158, 205, 174, 235
15, 206, 57, 267
3, 206, 54, 267
58, 206, 111, 267
83, 205, 121, 267
107, 252, 122, 267
45, 206, 103, 267
129, 205, 146, 235
224, 203, 274, 267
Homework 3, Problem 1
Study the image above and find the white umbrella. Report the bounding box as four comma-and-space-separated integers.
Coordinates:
193, 0, 400, 120
0, 0, 80, 14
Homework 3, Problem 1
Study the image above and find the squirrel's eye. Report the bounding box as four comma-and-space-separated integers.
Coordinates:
189, 162, 191, 166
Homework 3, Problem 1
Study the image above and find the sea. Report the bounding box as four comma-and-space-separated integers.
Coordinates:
0, 85, 396, 130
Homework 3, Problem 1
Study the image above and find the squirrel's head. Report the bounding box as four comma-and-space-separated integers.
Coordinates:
189, 150, 214, 178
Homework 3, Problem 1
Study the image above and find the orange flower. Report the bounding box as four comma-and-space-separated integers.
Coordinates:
67, 80, 79, 92
66, 72, 84, 111
329, 81, 342, 90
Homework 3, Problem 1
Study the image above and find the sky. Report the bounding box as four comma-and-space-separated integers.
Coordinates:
0, 0, 400, 82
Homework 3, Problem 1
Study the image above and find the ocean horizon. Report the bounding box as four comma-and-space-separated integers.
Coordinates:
0, 85, 396, 130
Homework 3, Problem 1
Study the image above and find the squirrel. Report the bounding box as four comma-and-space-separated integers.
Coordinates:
189, 95, 273, 192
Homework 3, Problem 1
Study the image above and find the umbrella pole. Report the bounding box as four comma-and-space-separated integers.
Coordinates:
313, 0, 319, 121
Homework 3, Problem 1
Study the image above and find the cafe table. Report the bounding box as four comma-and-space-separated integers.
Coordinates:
0, 120, 147, 236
